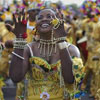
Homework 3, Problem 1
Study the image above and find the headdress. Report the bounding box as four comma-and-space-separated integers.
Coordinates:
0, 11, 13, 21
27, 0, 44, 11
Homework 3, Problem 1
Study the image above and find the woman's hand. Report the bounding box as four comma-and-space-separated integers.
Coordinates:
5, 40, 13, 48
7, 9, 28, 38
5, 20, 14, 32
51, 9, 67, 38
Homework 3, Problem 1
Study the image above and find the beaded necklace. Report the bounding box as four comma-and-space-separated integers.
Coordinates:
38, 37, 66, 58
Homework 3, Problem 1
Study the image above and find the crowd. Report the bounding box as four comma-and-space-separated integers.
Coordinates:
0, 0, 100, 100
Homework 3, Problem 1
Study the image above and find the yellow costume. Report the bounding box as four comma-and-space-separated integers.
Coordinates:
0, 48, 13, 100
0, 11, 13, 21
64, 23, 74, 44
0, 22, 15, 43
81, 20, 95, 91
89, 21, 100, 99
0, 75, 5, 100
0, 22, 15, 78
16, 44, 85, 100
82, 19, 99, 97
0, 22, 15, 100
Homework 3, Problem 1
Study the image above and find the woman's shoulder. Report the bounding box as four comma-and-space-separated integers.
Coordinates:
24, 41, 38, 52
26, 41, 38, 47
67, 43, 80, 58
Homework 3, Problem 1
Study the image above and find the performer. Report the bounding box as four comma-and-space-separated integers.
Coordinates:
81, 14, 99, 98
90, 20, 100, 99
0, 8, 15, 100
10, 9, 85, 100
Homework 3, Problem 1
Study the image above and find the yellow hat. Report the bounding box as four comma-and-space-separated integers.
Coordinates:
10, 4, 16, 13
1, 11, 13, 21
28, 0, 43, 10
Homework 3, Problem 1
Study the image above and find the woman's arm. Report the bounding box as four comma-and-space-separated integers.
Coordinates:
52, 10, 80, 84
9, 46, 30, 83
58, 42, 80, 84
9, 9, 29, 83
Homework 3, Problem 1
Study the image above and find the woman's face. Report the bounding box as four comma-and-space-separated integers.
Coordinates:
28, 9, 40, 22
36, 9, 56, 34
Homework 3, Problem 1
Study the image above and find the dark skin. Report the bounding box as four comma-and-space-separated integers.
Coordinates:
10, 9, 80, 84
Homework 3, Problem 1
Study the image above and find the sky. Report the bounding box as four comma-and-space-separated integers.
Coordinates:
49, 0, 85, 6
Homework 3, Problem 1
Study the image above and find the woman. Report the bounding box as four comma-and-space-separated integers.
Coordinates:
10, 9, 85, 100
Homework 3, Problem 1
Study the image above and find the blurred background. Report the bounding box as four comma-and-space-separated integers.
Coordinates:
0, 0, 100, 100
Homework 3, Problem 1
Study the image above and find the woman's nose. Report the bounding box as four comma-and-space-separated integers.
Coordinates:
42, 17, 47, 21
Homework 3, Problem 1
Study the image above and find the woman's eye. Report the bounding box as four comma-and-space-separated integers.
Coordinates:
38, 17, 42, 20
47, 15, 52, 19
37, 15, 43, 20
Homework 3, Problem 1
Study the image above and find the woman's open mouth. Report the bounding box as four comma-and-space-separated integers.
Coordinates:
41, 23, 50, 28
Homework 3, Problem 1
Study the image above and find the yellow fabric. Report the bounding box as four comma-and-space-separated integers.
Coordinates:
16, 57, 85, 100
0, 76, 5, 100
66, 57, 85, 96
90, 21, 100, 97
0, 89, 4, 100
96, 88, 100, 100
3, 32, 15, 43
81, 18, 90, 31
0, 22, 8, 37
0, 48, 13, 100
1, 11, 13, 21
64, 23, 74, 44
0, 22, 15, 43
0, 22, 15, 100
0, 48, 13, 78
84, 20, 100, 97
92, 21, 100, 40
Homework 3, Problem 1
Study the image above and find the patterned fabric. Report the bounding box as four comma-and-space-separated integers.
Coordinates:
84, 21, 100, 97
0, 48, 13, 100
66, 57, 85, 99
16, 56, 85, 100
0, 75, 5, 100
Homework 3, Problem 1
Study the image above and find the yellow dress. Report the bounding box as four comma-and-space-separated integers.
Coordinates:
0, 48, 13, 100
89, 21, 100, 98
0, 22, 15, 100
0, 22, 15, 43
81, 20, 97, 91
0, 76, 5, 100
16, 45, 85, 100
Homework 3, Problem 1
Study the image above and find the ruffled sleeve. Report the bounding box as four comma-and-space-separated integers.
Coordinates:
65, 57, 86, 99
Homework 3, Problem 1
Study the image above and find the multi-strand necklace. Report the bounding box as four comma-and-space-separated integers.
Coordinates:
38, 37, 66, 58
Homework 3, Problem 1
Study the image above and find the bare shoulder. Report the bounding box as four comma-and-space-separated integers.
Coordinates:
24, 41, 37, 50
68, 44, 80, 58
